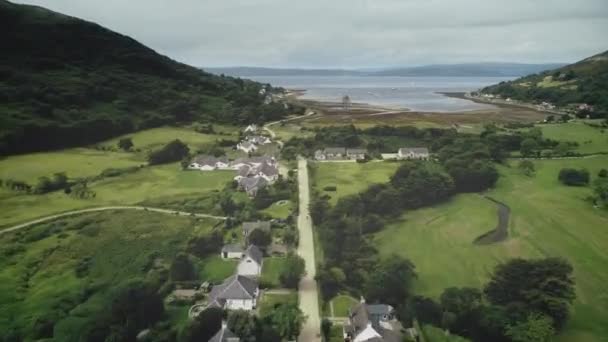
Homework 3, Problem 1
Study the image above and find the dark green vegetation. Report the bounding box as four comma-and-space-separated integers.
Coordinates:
558, 168, 590, 186
482, 50, 608, 117
0, 0, 300, 155
0, 211, 224, 341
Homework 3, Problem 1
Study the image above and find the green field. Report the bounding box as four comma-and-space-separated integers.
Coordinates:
0, 210, 220, 340
422, 325, 471, 342
520, 121, 608, 154
312, 161, 401, 205
330, 294, 358, 317
261, 200, 294, 219
0, 163, 234, 228
260, 257, 288, 288
197, 255, 237, 284
374, 156, 608, 342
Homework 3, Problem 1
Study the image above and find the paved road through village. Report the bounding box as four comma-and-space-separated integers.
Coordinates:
296, 157, 322, 342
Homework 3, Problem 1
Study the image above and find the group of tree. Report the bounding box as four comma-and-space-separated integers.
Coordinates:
558, 168, 590, 186
148, 139, 190, 165
34, 172, 69, 194
593, 169, 608, 208
181, 303, 304, 342
278, 253, 306, 289
411, 257, 576, 342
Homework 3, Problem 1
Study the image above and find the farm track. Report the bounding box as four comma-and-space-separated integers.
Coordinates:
473, 196, 510, 245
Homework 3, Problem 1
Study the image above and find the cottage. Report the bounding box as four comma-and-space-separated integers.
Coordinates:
255, 162, 279, 182
397, 147, 429, 160
242, 221, 271, 237
188, 155, 230, 171
207, 275, 259, 311
346, 148, 367, 160
231, 156, 276, 170
237, 245, 263, 277
236, 141, 258, 154
221, 244, 244, 259
247, 135, 272, 145
315, 147, 347, 160
343, 298, 402, 342
244, 124, 258, 133
210, 322, 240, 342
237, 176, 268, 197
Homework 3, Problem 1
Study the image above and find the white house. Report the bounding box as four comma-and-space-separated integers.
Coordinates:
237, 245, 263, 277
236, 141, 258, 154
188, 155, 230, 171
247, 135, 272, 145
244, 124, 258, 133
207, 275, 259, 311
315, 147, 347, 160
397, 147, 429, 160
221, 244, 244, 259
346, 148, 367, 160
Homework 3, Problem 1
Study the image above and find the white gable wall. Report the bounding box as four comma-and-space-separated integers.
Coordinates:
237, 257, 262, 276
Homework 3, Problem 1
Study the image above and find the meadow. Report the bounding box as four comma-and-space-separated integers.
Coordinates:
0, 210, 222, 340
374, 156, 608, 342
536, 121, 608, 154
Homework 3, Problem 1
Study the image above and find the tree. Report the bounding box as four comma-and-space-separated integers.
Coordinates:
118, 137, 133, 151
554, 142, 573, 156
263, 303, 304, 340
321, 319, 333, 342
411, 296, 442, 326
182, 307, 223, 342
598, 168, 608, 178
148, 139, 189, 165
518, 160, 535, 176
279, 253, 305, 288
228, 310, 258, 342
484, 258, 575, 329
170, 253, 195, 281
505, 313, 555, 342
439, 287, 482, 334
520, 138, 539, 157
365, 255, 417, 306
558, 168, 590, 186
248, 228, 271, 248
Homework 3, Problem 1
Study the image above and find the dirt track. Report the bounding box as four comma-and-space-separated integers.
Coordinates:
474, 196, 510, 245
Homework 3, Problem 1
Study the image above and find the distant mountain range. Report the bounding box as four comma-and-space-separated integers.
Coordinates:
205, 63, 566, 78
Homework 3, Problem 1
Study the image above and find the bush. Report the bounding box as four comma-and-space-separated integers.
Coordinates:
558, 168, 590, 186
323, 185, 337, 192
148, 139, 190, 165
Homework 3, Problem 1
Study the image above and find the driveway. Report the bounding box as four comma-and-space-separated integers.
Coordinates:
296, 157, 322, 342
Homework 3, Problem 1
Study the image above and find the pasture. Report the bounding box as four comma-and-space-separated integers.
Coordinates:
374, 156, 608, 342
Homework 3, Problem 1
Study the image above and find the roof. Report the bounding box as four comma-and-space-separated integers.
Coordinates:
239, 141, 256, 149
208, 275, 258, 306
192, 155, 228, 166
347, 148, 367, 154
222, 244, 244, 254
238, 165, 252, 177
244, 245, 263, 265
398, 147, 429, 154
324, 147, 346, 154
346, 302, 400, 342
209, 325, 240, 342
257, 162, 279, 177
238, 176, 268, 192
243, 221, 271, 235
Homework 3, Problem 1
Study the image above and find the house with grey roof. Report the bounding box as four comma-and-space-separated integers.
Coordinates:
244, 124, 258, 133
221, 244, 244, 259
237, 176, 268, 197
236, 141, 258, 154
242, 221, 271, 237
237, 245, 263, 277
246, 135, 272, 145
234, 161, 279, 183
343, 298, 403, 342
189, 155, 230, 171
397, 147, 429, 160
209, 322, 240, 342
346, 148, 368, 160
230, 156, 276, 170
207, 274, 259, 311
315, 147, 347, 160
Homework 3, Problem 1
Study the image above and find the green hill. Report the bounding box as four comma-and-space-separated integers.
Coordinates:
481, 50, 608, 118
0, 0, 294, 155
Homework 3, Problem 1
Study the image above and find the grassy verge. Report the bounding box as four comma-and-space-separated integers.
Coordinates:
197, 256, 237, 284
260, 257, 287, 288
261, 200, 294, 219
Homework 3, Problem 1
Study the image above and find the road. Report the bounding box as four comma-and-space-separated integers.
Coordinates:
0, 206, 226, 235
296, 157, 322, 342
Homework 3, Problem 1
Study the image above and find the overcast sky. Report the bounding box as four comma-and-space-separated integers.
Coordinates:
15, 0, 608, 68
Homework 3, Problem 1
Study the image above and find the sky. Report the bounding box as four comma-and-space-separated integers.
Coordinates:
15, 0, 608, 68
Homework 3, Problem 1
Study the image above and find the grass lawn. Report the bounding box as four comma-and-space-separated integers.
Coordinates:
197, 256, 237, 284
261, 200, 294, 219
0, 210, 218, 340
312, 161, 401, 205
329, 324, 345, 342
259, 291, 298, 316
422, 325, 471, 342
0, 163, 234, 228
374, 156, 608, 342
330, 294, 358, 317
518, 121, 608, 154
260, 257, 287, 288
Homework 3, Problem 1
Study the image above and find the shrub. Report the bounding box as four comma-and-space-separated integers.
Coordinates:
323, 185, 337, 192
148, 139, 190, 165
558, 168, 590, 186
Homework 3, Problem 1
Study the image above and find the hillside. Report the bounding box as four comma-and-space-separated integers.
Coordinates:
0, 0, 293, 155
206, 63, 564, 78
481, 50, 608, 117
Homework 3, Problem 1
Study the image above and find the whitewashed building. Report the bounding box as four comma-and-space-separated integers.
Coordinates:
237, 245, 263, 277
207, 275, 259, 311
397, 147, 429, 160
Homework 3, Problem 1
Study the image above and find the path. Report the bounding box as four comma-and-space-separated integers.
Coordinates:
473, 196, 510, 245
296, 157, 322, 342
263, 110, 317, 143
0, 206, 227, 235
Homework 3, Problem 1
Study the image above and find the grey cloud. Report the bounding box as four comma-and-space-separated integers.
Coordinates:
14, 0, 608, 68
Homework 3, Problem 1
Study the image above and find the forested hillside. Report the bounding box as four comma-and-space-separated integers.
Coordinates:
0, 0, 294, 155
481, 50, 608, 117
